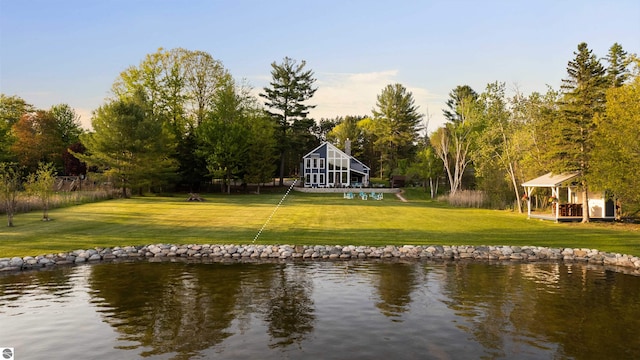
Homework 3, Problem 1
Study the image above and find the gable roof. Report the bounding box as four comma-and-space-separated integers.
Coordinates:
302, 142, 370, 174
302, 142, 329, 158
521, 172, 580, 187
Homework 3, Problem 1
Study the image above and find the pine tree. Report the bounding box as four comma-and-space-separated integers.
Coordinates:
371, 83, 423, 177
556, 42, 607, 222
75, 93, 177, 197
604, 43, 630, 88
260, 57, 317, 186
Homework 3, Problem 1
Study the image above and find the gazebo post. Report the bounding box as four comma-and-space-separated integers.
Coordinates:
551, 186, 560, 222
525, 186, 535, 219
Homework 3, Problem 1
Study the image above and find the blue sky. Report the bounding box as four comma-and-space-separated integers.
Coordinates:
1, 0, 638, 132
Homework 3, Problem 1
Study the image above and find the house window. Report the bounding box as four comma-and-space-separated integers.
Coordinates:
313, 174, 317, 184
329, 172, 334, 184
313, 158, 318, 168
305, 174, 310, 184
319, 158, 325, 169
342, 171, 348, 184
319, 174, 325, 184
305, 158, 311, 169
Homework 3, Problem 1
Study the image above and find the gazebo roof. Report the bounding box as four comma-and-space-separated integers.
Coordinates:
521, 172, 580, 187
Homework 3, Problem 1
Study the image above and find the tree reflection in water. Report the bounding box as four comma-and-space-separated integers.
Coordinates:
2, 260, 640, 359
88, 260, 316, 357
89, 261, 243, 358
264, 263, 315, 348
371, 262, 418, 320
439, 262, 640, 359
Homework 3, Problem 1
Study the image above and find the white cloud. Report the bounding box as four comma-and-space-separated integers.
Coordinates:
308, 70, 397, 120
75, 108, 94, 130
248, 69, 450, 134
308, 70, 448, 133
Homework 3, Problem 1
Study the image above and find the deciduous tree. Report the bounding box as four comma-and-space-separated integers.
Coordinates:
407, 140, 443, 198
10, 111, 65, 172
432, 85, 480, 195
198, 78, 251, 194
49, 104, 83, 146
0, 162, 21, 226
1, 95, 35, 162
112, 48, 229, 189
474, 82, 525, 211
25, 162, 56, 221
592, 59, 640, 212
244, 110, 278, 194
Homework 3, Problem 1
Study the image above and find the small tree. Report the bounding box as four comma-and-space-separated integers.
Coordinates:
407, 144, 443, 199
0, 162, 21, 226
25, 162, 57, 221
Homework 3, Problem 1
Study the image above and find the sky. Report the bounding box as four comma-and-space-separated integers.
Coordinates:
1, 0, 639, 133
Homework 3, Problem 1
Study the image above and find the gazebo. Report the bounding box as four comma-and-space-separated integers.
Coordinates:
521, 172, 615, 222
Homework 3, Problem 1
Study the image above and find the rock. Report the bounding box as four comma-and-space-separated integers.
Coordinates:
9, 257, 23, 267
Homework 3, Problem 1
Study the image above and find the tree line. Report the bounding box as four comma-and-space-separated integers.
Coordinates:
1, 42, 639, 223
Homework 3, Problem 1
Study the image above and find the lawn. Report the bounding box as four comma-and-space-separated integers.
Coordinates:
1, 190, 639, 258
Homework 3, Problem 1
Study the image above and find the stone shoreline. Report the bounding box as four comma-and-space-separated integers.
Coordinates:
2, 244, 640, 275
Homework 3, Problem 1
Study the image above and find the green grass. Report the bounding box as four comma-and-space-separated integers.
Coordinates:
1, 190, 639, 258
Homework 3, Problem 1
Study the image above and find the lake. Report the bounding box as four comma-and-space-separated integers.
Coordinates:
1, 259, 639, 359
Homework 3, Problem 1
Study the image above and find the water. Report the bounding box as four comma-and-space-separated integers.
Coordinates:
1, 260, 639, 359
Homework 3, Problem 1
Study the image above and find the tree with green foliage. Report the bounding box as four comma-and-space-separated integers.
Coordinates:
592, 59, 640, 213
553, 42, 608, 222
326, 115, 368, 156
443, 85, 478, 124
244, 110, 278, 194
76, 94, 177, 197
514, 87, 562, 180
474, 82, 526, 211
198, 78, 251, 194
605, 43, 630, 88
432, 85, 480, 195
49, 104, 83, 146
260, 57, 317, 186
1, 95, 35, 162
314, 117, 340, 142
112, 48, 229, 189
371, 83, 422, 178
10, 111, 66, 172
407, 138, 443, 198
0, 162, 21, 226
25, 162, 56, 221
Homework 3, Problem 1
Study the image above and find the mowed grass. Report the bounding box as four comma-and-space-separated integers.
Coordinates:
1, 190, 639, 258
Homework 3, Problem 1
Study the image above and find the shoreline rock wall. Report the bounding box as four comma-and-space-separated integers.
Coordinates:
1, 244, 639, 275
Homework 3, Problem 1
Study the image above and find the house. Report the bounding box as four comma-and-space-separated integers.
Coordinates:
521, 172, 615, 221
301, 141, 370, 188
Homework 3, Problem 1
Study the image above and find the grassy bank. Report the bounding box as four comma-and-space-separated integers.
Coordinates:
1, 190, 639, 258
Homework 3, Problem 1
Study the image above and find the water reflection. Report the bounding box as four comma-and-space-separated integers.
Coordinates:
1, 260, 639, 359
264, 264, 315, 348
371, 262, 418, 319
439, 262, 640, 359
